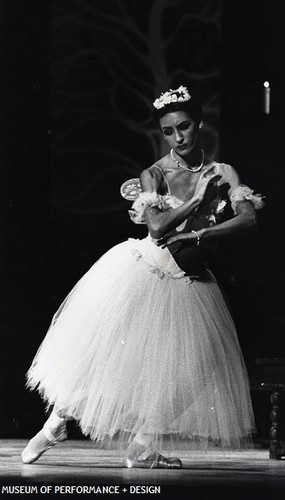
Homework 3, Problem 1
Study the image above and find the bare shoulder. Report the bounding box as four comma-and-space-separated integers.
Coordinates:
140, 164, 161, 184
140, 154, 169, 190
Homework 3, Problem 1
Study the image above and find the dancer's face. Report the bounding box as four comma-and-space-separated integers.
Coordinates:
159, 111, 200, 157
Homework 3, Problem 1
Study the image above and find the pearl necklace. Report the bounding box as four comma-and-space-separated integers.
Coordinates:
170, 148, 204, 173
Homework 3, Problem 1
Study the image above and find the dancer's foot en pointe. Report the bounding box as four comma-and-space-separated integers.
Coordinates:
21, 411, 67, 464
125, 432, 182, 469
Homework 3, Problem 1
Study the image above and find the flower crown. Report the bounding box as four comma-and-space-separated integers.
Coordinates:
153, 85, 191, 110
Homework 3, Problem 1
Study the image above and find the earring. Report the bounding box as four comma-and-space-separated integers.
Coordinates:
199, 121, 203, 129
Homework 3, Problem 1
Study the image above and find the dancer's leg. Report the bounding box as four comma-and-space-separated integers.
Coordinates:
125, 386, 198, 469
125, 429, 153, 462
125, 421, 183, 469
125, 428, 182, 469
21, 407, 68, 464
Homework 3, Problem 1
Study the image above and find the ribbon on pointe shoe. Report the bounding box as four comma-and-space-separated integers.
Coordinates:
21, 412, 67, 464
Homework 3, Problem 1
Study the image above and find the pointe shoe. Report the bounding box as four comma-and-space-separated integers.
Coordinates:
125, 452, 182, 469
21, 412, 67, 464
125, 432, 182, 469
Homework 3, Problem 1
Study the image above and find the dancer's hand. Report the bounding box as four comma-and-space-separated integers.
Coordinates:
157, 232, 199, 249
193, 163, 221, 203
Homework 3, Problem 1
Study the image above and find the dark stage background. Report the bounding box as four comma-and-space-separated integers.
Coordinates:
1, 0, 285, 440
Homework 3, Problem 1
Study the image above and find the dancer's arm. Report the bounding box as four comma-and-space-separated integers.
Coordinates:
140, 163, 221, 239
159, 202, 256, 248
158, 165, 260, 247
199, 200, 257, 240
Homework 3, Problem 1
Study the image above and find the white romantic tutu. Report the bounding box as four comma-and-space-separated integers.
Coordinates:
26, 234, 255, 451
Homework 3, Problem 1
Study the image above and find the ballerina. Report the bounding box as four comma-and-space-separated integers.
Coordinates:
22, 85, 264, 468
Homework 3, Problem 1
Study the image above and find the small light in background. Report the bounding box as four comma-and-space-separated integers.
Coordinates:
263, 81, 271, 114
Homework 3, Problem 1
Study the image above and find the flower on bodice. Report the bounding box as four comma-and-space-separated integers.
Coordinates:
216, 200, 227, 213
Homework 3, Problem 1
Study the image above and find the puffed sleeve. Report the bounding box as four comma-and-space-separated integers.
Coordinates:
230, 184, 265, 215
128, 192, 163, 224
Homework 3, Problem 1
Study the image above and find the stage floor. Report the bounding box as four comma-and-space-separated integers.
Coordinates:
0, 440, 285, 498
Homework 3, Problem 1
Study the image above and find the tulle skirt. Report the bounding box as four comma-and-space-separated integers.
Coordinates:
27, 236, 255, 450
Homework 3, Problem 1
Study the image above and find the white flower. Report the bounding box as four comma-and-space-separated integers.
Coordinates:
216, 200, 227, 213
230, 185, 265, 214
153, 85, 191, 109
129, 192, 163, 224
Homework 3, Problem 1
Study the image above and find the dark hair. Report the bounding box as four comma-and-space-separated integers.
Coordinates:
153, 96, 203, 125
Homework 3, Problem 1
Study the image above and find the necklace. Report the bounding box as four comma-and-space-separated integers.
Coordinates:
170, 148, 204, 173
